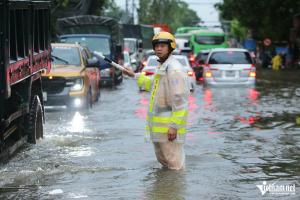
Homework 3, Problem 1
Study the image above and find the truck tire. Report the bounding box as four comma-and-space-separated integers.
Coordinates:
27, 95, 44, 144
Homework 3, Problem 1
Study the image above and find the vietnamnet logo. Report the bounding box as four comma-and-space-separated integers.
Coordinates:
256, 181, 296, 196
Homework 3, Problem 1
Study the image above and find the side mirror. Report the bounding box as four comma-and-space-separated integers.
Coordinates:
87, 57, 98, 68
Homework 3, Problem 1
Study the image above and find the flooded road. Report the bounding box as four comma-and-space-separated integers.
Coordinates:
1, 70, 300, 199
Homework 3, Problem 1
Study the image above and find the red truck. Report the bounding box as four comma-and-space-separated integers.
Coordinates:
0, 0, 51, 161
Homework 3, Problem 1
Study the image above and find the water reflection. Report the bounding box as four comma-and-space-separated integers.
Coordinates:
69, 112, 85, 133
144, 169, 186, 200
202, 87, 261, 131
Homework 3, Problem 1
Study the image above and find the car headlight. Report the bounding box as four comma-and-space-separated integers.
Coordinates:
70, 78, 84, 91
101, 68, 111, 77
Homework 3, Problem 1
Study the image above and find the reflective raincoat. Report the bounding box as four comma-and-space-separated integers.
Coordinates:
136, 55, 189, 143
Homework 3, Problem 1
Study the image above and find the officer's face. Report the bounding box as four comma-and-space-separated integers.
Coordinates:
154, 43, 170, 60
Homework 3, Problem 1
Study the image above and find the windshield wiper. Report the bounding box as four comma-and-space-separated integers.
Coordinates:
51, 55, 69, 64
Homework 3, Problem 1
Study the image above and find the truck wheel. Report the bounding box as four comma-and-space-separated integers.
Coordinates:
27, 95, 44, 144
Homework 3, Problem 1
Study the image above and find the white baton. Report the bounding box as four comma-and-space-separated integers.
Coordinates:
93, 51, 126, 71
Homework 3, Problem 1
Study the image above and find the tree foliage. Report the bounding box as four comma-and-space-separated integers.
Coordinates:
216, 0, 300, 41
52, 0, 109, 17
138, 0, 200, 33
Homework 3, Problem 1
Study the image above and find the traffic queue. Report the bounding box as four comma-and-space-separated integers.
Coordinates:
42, 21, 256, 110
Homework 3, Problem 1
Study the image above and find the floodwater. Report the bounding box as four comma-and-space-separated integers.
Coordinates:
0, 70, 300, 199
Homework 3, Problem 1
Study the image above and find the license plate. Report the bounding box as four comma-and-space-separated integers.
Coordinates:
226, 70, 235, 77
43, 92, 47, 102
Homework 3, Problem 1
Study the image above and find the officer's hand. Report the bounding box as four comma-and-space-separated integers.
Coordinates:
168, 127, 177, 141
123, 67, 135, 77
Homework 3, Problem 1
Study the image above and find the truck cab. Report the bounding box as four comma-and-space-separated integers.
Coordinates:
57, 15, 124, 87
59, 34, 122, 86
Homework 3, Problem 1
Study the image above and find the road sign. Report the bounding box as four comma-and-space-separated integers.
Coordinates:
264, 38, 272, 46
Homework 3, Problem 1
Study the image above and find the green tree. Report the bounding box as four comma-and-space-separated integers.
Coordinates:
216, 0, 300, 41
138, 0, 200, 33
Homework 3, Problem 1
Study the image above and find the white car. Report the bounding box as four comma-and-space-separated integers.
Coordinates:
141, 55, 196, 91
203, 48, 256, 87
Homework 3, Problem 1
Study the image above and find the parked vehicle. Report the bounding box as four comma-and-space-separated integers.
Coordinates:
193, 50, 211, 82
203, 48, 256, 86
138, 49, 155, 72
42, 43, 100, 109
141, 55, 195, 91
0, 0, 51, 159
123, 51, 132, 69
58, 15, 123, 86
124, 38, 142, 72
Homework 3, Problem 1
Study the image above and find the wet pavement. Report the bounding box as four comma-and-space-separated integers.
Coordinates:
0, 70, 300, 199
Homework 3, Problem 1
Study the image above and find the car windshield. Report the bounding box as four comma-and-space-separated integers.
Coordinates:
195, 35, 225, 45
61, 37, 111, 55
196, 52, 209, 62
51, 46, 81, 66
124, 40, 137, 54
208, 51, 253, 64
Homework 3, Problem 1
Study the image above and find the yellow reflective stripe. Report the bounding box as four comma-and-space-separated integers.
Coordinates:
145, 125, 186, 134
147, 113, 187, 126
170, 117, 186, 125
149, 74, 160, 113
172, 110, 188, 117
152, 116, 170, 123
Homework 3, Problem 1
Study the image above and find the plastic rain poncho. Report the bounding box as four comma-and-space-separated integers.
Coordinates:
136, 55, 190, 143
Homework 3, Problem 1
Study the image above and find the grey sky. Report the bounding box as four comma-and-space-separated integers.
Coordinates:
113, 0, 222, 26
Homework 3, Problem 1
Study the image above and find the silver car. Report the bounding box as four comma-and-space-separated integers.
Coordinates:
203, 48, 256, 87
141, 55, 196, 91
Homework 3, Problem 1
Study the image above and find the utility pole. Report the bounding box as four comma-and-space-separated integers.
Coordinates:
132, 0, 134, 24
126, 0, 128, 14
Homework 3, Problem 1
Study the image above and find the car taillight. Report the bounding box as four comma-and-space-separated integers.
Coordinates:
142, 70, 154, 76
189, 54, 195, 62
205, 71, 212, 78
187, 71, 193, 76
110, 67, 114, 76
249, 71, 256, 77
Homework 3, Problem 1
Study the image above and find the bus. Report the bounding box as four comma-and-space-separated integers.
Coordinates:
189, 29, 229, 55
